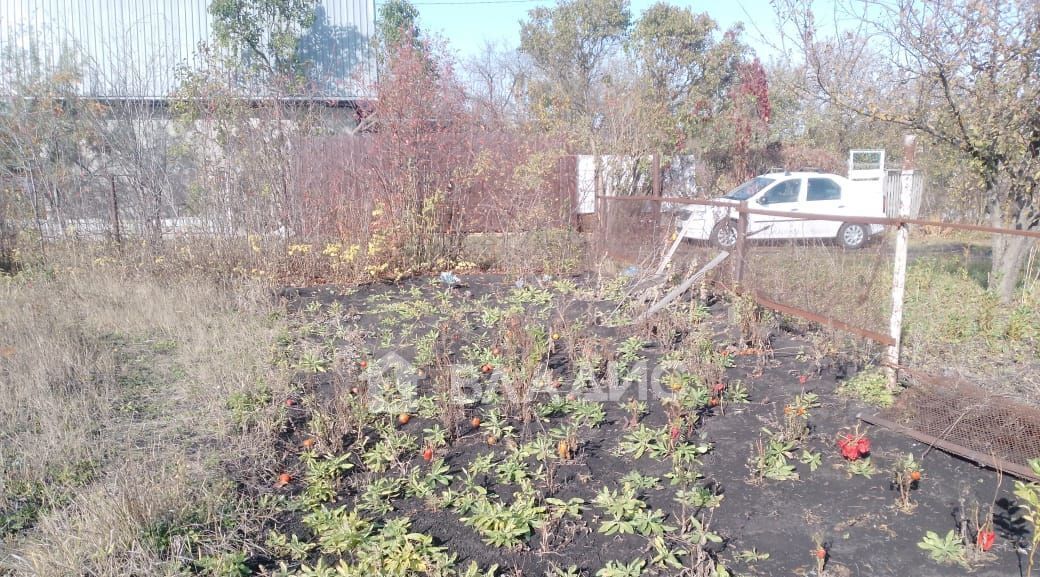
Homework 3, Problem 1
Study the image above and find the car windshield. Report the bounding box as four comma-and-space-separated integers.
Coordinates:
722, 177, 776, 200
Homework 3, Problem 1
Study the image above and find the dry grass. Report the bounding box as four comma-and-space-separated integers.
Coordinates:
0, 254, 290, 576
460, 229, 589, 275
901, 259, 1040, 401
741, 237, 1040, 401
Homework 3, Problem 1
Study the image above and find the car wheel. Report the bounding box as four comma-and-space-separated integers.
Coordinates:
711, 220, 738, 250
838, 223, 867, 249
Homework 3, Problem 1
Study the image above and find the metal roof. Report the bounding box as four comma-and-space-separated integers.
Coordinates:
0, 0, 375, 100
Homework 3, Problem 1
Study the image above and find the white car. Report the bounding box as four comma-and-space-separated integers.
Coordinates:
674, 171, 886, 249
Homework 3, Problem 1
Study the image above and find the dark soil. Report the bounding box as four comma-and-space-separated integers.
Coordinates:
270, 274, 1028, 577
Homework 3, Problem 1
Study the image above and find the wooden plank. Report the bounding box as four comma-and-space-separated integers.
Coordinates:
734, 201, 748, 286
633, 251, 730, 324
751, 291, 897, 346
887, 142, 916, 387
654, 231, 686, 276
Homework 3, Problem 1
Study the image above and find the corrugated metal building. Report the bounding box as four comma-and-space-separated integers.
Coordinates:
0, 0, 375, 101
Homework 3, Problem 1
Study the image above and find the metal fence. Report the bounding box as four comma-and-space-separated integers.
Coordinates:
597, 195, 898, 336
0, 0, 376, 100
597, 192, 1040, 476
599, 194, 1040, 335
1, 131, 578, 249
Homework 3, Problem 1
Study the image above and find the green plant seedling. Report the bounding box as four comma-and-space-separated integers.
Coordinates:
837, 368, 897, 407
595, 558, 646, 577
918, 530, 969, 568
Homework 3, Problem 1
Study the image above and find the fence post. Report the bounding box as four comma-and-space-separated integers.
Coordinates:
110, 175, 122, 246
887, 135, 916, 387
734, 201, 748, 289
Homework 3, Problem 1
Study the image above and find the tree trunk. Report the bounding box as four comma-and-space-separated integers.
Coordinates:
994, 234, 1035, 303
151, 184, 163, 248
990, 197, 1039, 304
110, 175, 122, 246
27, 170, 46, 259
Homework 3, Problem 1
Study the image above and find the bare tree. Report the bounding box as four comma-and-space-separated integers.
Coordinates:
0, 44, 93, 252
777, 0, 1040, 302
462, 41, 529, 127
91, 100, 181, 246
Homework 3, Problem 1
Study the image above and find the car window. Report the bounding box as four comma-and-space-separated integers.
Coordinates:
761, 179, 800, 204
723, 177, 775, 200
807, 178, 842, 201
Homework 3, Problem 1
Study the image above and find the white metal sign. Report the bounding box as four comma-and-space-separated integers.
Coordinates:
848, 149, 886, 181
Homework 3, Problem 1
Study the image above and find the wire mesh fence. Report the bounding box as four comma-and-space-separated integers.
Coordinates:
598, 197, 667, 265
878, 372, 1040, 479
1, 128, 577, 246
599, 190, 1040, 473
598, 195, 895, 332
599, 194, 1040, 391
742, 234, 894, 337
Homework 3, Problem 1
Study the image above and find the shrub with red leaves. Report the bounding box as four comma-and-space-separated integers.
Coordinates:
837, 432, 871, 461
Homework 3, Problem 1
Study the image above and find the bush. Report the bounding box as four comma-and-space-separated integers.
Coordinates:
837, 368, 895, 408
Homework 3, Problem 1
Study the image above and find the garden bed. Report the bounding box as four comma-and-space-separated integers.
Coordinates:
265, 274, 1027, 577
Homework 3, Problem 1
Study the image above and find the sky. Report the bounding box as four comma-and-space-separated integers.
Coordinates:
404, 0, 788, 62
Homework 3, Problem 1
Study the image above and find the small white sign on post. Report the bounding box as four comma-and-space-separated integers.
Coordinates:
848, 149, 886, 182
